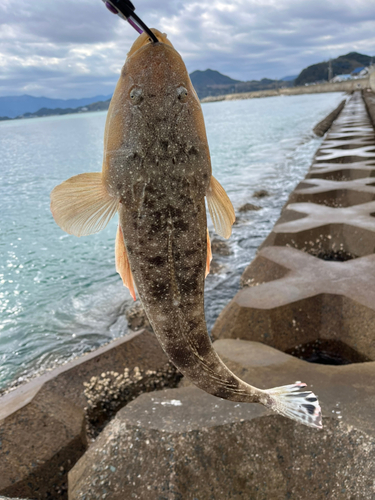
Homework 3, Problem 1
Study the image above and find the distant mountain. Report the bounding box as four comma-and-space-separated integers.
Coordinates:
21, 99, 111, 119
0, 94, 112, 119
190, 69, 242, 87
280, 75, 297, 82
295, 52, 374, 86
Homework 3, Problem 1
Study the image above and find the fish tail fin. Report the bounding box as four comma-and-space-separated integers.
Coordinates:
205, 229, 212, 277
50, 173, 118, 237
115, 225, 136, 300
262, 381, 322, 429
206, 176, 235, 239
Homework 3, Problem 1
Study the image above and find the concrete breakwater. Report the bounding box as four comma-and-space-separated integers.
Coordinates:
1, 91, 375, 499
201, 77, 371, 103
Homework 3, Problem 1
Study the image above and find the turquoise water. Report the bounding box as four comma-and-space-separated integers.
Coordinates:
0, 92, 345, 390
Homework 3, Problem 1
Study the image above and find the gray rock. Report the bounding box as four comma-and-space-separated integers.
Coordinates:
69, 340, 375, 500
210, 238, 232, 255
238, 203, 261, 212
253, 189, 269, 198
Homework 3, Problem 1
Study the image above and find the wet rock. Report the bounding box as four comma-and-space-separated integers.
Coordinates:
69, 340, 375, 500
210, 238, 232, 255
209, 259, 224, 274
238, 202, 261, 212
253, 189, 269, 198
125, 301, 151, 331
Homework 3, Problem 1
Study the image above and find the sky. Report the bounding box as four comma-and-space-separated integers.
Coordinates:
1, 0, 375, 99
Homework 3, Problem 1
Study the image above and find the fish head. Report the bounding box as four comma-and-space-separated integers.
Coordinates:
103, 29, 211, 200
124, 29, 198, 116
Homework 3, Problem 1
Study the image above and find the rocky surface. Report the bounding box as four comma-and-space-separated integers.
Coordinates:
69, 340, 375, 500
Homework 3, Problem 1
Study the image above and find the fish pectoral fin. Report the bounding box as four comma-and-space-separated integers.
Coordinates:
115, 225, 136, 301
205, 229, 212, 278
206, 176, 235, 239
50, 173, 118, 237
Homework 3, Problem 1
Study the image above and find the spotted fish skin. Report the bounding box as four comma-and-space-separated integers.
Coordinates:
50, 29, 322, 428
109, 37, 255, 400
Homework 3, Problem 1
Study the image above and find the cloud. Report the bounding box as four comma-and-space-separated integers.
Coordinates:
0, 0, 374, 98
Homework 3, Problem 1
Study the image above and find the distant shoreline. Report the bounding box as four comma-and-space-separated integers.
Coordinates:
201, 77, 370, 103
0, 99, 111, 122
0, 77, 370, 122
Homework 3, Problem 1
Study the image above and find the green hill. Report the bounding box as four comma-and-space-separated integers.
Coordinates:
190, 69, 242, 87
295, 52, 373, 86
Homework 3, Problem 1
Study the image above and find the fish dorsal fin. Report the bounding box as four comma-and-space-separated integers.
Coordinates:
206, 176, 235, 239
50, 173, 118, 237
115, 225, 136, 301
205, 229, 212, 278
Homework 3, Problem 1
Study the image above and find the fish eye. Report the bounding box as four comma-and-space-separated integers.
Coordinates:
130, 87, 143, 105
177, 86, 188, 103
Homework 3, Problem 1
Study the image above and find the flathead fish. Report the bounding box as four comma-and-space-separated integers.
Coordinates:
51, 29, 322, 428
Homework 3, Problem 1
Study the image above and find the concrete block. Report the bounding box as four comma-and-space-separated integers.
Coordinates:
0, 386, 87, 499
307, 162, 375, 181
288, 178, 375, 207
260, 201, 375, 258
0, 330, 180, 498
68, 340, 375, 500
212, 246, 375, 362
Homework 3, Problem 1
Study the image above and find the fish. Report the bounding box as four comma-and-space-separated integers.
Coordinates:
50, 29, 322, 429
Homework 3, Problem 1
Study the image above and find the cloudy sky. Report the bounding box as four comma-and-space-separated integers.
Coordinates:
1, 0, 375, 99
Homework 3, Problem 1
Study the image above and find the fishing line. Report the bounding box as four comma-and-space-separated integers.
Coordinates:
102, 0, 159, 43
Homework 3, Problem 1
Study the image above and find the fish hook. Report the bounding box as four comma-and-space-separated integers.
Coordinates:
102, 0, 159, 43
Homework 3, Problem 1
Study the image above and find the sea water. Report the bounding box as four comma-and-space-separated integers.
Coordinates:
0, 92, 345, 390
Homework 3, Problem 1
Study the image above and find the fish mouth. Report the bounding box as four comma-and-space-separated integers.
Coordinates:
127, 28, 175, 58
